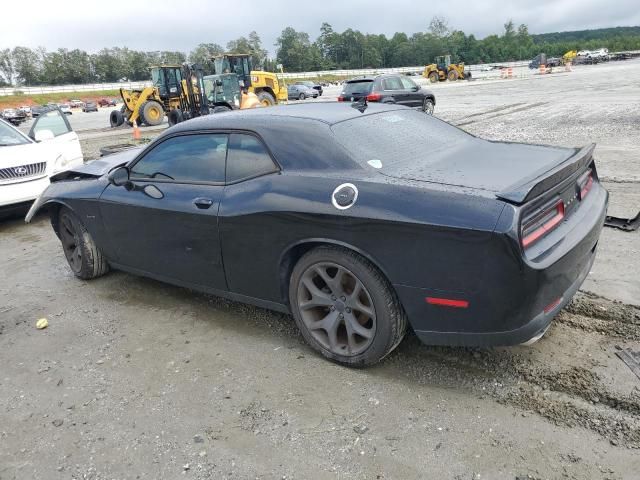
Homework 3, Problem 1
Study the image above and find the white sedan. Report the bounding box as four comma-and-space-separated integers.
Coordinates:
0, 108, 83, 211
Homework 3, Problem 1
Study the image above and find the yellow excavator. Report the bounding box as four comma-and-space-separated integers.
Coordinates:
109, 63, 210, 127
423, 55, 470, 82
562, 50, 577, 64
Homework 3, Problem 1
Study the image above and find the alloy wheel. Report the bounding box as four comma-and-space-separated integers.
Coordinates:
297, 262, 376, 356
59, 213, 82, 273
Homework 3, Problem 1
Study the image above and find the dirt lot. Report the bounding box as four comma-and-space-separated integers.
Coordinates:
1, 60, 640, 480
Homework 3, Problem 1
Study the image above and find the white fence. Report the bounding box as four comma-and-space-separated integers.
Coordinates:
0, 81, 151, 97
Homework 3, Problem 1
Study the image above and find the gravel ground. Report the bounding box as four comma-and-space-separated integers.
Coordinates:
1, 59, 640, 480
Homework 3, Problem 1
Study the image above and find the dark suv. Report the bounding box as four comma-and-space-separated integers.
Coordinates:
338, 74, 435, 114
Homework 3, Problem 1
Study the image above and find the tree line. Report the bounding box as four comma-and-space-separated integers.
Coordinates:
1, 21, 640, 87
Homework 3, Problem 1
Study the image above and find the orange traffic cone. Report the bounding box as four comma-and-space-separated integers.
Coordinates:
133, 120, 141, 140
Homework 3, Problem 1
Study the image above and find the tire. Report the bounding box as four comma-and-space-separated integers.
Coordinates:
109, 109, 124, 127
139, 101, 164, 126
428, 72, 439, 83
167, 109, 184, 126
212, 105, 232, 114
256, 91, 276, 107
422, 98, 435, 115
58, 207, 109, 280
447, 70, 459, 81
289, 246, 407, 367
298, 93, 306, 100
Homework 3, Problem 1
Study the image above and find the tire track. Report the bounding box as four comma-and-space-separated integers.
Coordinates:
454, 101, 549, 127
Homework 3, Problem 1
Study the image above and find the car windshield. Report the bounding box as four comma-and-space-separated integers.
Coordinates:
331, 109, 472, 173
0, 120, 30, 147
343, 80, 373, 96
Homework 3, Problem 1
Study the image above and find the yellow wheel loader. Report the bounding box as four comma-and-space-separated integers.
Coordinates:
109, 63, 210, 128
423, 55, 470, 83
210, 54, 288, 108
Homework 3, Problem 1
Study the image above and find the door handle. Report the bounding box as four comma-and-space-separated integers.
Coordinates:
193, 197, 214, 209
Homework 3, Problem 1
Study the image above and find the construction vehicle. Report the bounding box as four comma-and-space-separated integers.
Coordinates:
109, 63, 209, 128
202, 54, 287, 111
562, 50, 577, 64
423, 55, 469, 83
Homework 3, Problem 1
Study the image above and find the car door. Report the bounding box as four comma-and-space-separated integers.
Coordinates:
28, 108, 83, 172
99, 133, 228, 291
381, 76, 409, 106
399, 76, 423, 108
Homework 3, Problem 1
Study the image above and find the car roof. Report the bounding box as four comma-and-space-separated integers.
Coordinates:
346, 74, 401, 83
169, 102, 407, 131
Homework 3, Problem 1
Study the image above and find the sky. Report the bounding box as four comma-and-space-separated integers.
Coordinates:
2, 0, 640, 55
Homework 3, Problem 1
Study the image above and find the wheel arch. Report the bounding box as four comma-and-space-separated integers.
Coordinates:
43, 200, 74, 240
255, 86, 276, 98
278, 238, 396, 307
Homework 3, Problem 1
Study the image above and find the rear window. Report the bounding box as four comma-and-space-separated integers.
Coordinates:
342, 80, 373, 96
331, 109, 472, 172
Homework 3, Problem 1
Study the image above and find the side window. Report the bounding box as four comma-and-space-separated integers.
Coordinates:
30, 109, 71, 138
226, 134, 278, 183
130, 134, 228, 183
400, 77, 417, 90
382, 76, 403, 90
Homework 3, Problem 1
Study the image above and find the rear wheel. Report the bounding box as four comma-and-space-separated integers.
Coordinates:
139, 101, 164, 126
58, 207, 109, 280
256, 91, 276, 107
422, 98, 435, 115
109, 109, 124, 127
167, 109, 184, 126
298, 93, 306, 100
447, 70, 459, 81
428, 72, 439, 83
289, 246, 407, 367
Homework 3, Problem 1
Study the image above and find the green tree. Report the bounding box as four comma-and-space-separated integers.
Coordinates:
188, 43, 224, 74
11, 47, 42, 85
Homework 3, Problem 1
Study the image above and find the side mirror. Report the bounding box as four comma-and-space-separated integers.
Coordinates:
412, 86, 420, 92
108, 166, 130, 187
34, 129, 55, 142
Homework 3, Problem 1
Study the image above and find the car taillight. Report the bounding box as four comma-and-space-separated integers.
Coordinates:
578, 169, 593, 200
521, 198, 565, 249
366, 93, 382, 102
337, 96, 345, 102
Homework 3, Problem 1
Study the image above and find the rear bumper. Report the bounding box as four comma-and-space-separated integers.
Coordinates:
413, 249, 595, 346
400, 184, 608, 347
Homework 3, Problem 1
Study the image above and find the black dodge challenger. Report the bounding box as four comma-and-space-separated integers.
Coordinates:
26, 103, 608, 366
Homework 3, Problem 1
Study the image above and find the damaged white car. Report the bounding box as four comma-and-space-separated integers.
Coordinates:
0, 108, 83, 212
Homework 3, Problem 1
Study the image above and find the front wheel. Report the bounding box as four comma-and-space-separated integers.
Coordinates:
289, 246, 407, 367
256, 91, 276, 107
58, 207, 109, 280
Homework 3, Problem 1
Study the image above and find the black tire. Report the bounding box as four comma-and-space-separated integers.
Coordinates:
447, 70, 459, 81
422, 98, 435, 115
256, 91, 276, 106
212, 105, 232, 114
428, 72, 439, 83
289, 246, 407, 367
298, 93, 306, 100
167, 109, 184, 126
109, 109, 124, 127
139, 101, 164, 126
58, 207, 109, 280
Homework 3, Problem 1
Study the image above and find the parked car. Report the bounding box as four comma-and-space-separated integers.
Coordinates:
98, 98, 117, 107
26, 103, 607, 366
18, 105, 31, 116
338, 74, 436, 114
59, 104, 72, 115
288, 84, 317, 100
0, 110, 83, 213
31, 105, 48, 118
1, 108, 27, 126
69, 100, 84, 108
82, 101, 98, 113
294, 81, 323, 96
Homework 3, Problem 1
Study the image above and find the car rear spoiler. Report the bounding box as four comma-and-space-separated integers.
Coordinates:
496, 143, 596, 204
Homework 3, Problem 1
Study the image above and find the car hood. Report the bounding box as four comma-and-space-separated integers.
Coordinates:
51, 146, 143, 181
379, 138, 575, 198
